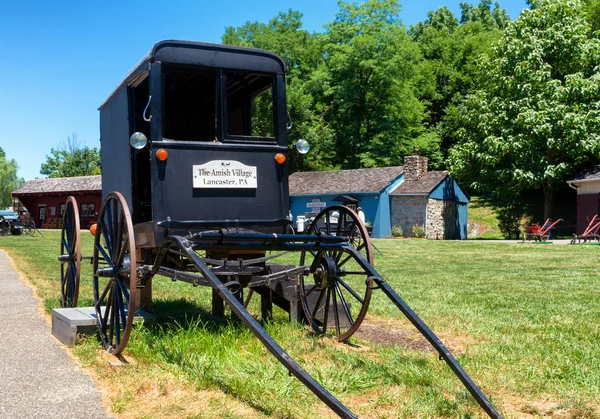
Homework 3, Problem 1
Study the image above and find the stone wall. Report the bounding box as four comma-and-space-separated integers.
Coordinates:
426, 198, 457, 239
390, 195, 427, 236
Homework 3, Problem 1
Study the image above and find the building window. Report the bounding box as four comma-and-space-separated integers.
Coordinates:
60, 204, 66, 217
81, 203, 95, 218
50, 207, 56, 217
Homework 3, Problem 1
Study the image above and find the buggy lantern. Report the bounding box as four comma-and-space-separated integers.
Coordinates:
294, 139, 310, 154
129, 132, 148, 149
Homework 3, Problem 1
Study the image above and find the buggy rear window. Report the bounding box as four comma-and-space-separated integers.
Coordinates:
225, 71, 275, 140
163, 67, 218, 142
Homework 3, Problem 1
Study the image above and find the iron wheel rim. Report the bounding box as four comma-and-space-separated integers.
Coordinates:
60, 196, 81, 307
92, 192, 137, 354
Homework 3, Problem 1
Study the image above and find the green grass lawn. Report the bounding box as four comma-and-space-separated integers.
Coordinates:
1, 232, 599, 418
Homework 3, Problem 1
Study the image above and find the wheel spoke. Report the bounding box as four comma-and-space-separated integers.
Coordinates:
115, 235, 129, 268
310, 287, 326, 326
115, 276, 130, 304
109, 288, 116, 345
337, 277, 364, 304
332, 282, 341, 337
322, 287, 331, 334
100, 218, 113, 261
335, 281, 355, 326
113, 204, 124, 265
61, 238, 70, 254
116, 284, 127, 331
337, 253, 352, 268
95, 242, 112, 265
107, 201, 115, 255
98, 279, 112, 306
303, 283, 319, 298
102, 287, 113, 334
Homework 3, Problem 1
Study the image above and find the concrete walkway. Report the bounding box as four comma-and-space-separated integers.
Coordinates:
0, 249, 111, 418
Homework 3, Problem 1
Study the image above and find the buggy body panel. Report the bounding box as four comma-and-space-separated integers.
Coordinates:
99, 41, 289, 247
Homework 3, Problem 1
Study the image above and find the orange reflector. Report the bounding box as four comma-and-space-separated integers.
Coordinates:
90, 223, 97, 236
156, 149, 168, 161
275, 153, 286, 164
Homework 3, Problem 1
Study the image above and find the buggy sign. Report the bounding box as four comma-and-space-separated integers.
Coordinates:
193, 160, 257, 188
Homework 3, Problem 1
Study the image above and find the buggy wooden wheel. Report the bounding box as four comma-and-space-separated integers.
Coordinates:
299, 205, 374, 341
60, 196, 81, 307
93, 192, 137, 354
24, 220, 36, 236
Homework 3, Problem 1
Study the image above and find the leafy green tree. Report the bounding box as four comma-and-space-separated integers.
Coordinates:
583, 0, 600, 33
410, 2, 510, 162
40, 134, 101, 178
0, 147, 25, 208
223, 10, 334, 172
460, 0, 511, 29
315, 0, 426, 169
448, 0, 600, 219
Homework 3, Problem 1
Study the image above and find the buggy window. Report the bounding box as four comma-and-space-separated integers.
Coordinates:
163, 67, 218, 142
226, 71, 275, 139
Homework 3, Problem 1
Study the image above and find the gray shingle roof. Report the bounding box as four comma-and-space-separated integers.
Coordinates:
569, 165, 600, 182
289, 167, 404, 195
13, 175, 102, 195
391, 171, 448, 195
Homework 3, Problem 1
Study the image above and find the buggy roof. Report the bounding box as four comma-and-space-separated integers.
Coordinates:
99, 40, 286, 110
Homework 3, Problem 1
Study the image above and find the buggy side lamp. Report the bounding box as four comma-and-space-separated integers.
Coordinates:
129, 132, 148, 149
90, 223, 97, 236
294, 139, 310, 154
275, 153, 286, 164
156, 149, 168, 161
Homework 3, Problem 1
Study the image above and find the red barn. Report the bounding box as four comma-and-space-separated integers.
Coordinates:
12, 175, 102, 229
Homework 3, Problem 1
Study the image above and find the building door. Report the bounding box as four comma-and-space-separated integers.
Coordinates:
39, 206, 46, 228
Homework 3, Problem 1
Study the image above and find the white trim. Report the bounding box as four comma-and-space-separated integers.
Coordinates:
567, 178, 600, 185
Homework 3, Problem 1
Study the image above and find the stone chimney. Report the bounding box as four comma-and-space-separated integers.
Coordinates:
403, 148, 428, 180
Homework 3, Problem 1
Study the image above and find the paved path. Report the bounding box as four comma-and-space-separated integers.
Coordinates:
0, 249, 111, 418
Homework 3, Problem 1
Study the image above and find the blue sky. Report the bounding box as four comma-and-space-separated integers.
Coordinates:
0, 0, 527, 181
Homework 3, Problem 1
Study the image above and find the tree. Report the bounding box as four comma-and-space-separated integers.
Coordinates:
0, 147, 25, 208
314, 0, 426, 169
223, 11, 334, 172
40, 134, 101, 178
448, 0, 600, 220
410, 2, 510, 163
460, 0, 511, 29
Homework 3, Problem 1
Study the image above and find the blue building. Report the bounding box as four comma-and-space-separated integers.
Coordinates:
289, 153, 469, 239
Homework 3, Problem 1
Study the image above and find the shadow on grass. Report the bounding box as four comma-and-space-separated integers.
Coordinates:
151, 298, 229, 328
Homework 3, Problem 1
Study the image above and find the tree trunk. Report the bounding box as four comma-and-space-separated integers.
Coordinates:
543, 179, 554, 220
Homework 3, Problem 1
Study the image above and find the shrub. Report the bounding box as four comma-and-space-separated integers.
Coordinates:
497, 206, 523, 239
412, 224, 425, 238
390, 225, 403, 237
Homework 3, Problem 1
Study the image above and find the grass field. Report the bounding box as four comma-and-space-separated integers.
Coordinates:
1, 232, 599, 418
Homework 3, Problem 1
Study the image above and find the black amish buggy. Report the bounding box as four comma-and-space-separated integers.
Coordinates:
57, 40, 500, 418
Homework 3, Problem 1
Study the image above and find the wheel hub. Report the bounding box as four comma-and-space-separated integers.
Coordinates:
314, 256, 337, 289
